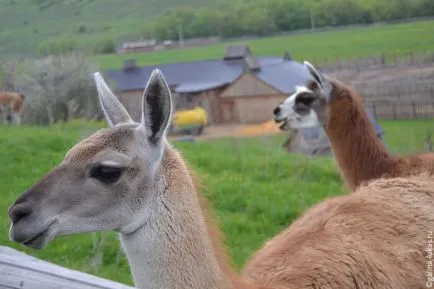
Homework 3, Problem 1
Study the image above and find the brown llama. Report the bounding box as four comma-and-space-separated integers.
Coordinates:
8, 70, 434, 289
273, 61, 434, 191
0, 91, 26, 125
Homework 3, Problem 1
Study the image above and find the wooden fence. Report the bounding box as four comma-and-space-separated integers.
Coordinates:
314, 51, 434, 72
365, 101, 434, 120
0, 246, 133, 289
311, 51, 434, 120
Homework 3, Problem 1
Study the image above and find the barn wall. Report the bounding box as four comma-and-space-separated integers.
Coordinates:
234, 95, 287, 124
117, 87, 226, 125
220, 99, 238, 123
117, 90, 143, 122
116, 75, 285, 125
220, 73, 281, 98
198, 88, 225, 124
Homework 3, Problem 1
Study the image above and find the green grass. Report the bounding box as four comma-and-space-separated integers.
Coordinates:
0, 118, 433, 285
0, 0, 212, 56
96, 20, 434, 70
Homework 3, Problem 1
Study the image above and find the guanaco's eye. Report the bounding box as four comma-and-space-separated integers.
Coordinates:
294, 93, 316, 115
90, 165, 123, 184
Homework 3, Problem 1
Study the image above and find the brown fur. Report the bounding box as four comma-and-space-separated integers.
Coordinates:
314, 78, 434, 191
0, 91, 25, 114
9, 69, 434, 289
166, 147, 434, 289
9, 121, 434, 289
241, 176, 434, 289
185, 157, 239, 282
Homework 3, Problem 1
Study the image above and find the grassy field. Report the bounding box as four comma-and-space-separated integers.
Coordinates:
0, 118, 433, 285
96, 20, 434, 70
0, 0, 212, 56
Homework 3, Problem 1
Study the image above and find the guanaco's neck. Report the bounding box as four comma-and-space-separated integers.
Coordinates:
120, 146, 234, 289
324, 80, 397, 191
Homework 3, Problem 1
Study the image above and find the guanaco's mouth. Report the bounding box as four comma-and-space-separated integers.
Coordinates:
10, 221, 56, 250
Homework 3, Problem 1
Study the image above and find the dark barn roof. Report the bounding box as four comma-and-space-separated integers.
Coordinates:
102, 46, 313, 95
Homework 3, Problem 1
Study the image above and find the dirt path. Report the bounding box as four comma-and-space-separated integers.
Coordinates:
168, 123, 286, 142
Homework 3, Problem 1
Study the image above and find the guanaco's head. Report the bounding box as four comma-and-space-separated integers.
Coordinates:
8, 69, 173, 249
273, 61, 333, 130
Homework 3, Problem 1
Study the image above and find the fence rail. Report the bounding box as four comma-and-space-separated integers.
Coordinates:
308, 51, 434, 121
365, 101, 434, 120
0, 246, 133, 289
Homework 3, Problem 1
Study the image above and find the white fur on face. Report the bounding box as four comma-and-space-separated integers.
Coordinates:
274, 86, 322, 130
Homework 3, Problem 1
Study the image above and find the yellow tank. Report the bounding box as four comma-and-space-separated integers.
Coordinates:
173, 106, 208, 127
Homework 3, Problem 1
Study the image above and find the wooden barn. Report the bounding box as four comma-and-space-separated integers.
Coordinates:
103, 45, 312, 124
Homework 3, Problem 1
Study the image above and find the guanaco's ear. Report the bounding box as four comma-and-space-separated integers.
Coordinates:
303, 61, 332, 97
139, 69, 172, 144
93, 72, 133, 127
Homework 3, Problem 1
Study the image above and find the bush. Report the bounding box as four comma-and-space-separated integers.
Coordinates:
91, 38, 116, 54
38, 37, 78, 55
8, 53, 104, 125
77, 24, 87, 34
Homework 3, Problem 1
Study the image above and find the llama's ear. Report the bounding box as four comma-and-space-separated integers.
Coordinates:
303, 61, 332, 95
93, 72, 133, 127
139, 69, 172, 143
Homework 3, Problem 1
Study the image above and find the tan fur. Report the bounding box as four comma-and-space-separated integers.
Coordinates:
0, 91, 25, 113
242, 176, 434, 289
0, 91, 25, 125
316, 78, 434, 190
8, 71, 434, 289
11, 129, 434, 289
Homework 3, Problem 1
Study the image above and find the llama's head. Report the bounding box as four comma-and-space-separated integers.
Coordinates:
273, 61, 333, 130
9, 69, 173, 249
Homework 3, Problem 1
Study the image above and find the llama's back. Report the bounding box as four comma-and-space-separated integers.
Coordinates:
241, 177, 434, 289
394, 153, 434, 179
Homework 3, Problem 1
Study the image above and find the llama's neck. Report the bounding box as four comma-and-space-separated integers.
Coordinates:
324, 80, 396, 191
120, 147, 234, 289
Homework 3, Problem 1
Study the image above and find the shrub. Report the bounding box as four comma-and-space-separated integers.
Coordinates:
9, 53, 104, 125
91, 38, 116, 54
38, 37, 78, 55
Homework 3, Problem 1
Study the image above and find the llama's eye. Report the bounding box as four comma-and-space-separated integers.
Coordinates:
294, 94, 316, 115
90, 165, 123, 184
295, 94, 316, 107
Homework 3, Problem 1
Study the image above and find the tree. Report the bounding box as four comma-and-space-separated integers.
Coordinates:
11, 53, 102, 125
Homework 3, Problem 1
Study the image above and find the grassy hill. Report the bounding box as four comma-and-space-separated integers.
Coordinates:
0, 118, 433, 285
0, 0, 211, 56
95, 19, 434, 70
1, 0, 433, 67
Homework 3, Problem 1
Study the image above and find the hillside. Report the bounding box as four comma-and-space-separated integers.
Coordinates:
0, 0, 211, 56
1, 0, 433, 57
96, 20, 434, 69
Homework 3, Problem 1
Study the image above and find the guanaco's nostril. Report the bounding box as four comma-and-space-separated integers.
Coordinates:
9, 204, 33, 223
273, 106, 281, 115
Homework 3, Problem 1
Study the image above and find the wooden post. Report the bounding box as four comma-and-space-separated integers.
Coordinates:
412, 101, 417, 119
372, 102, 377, 119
